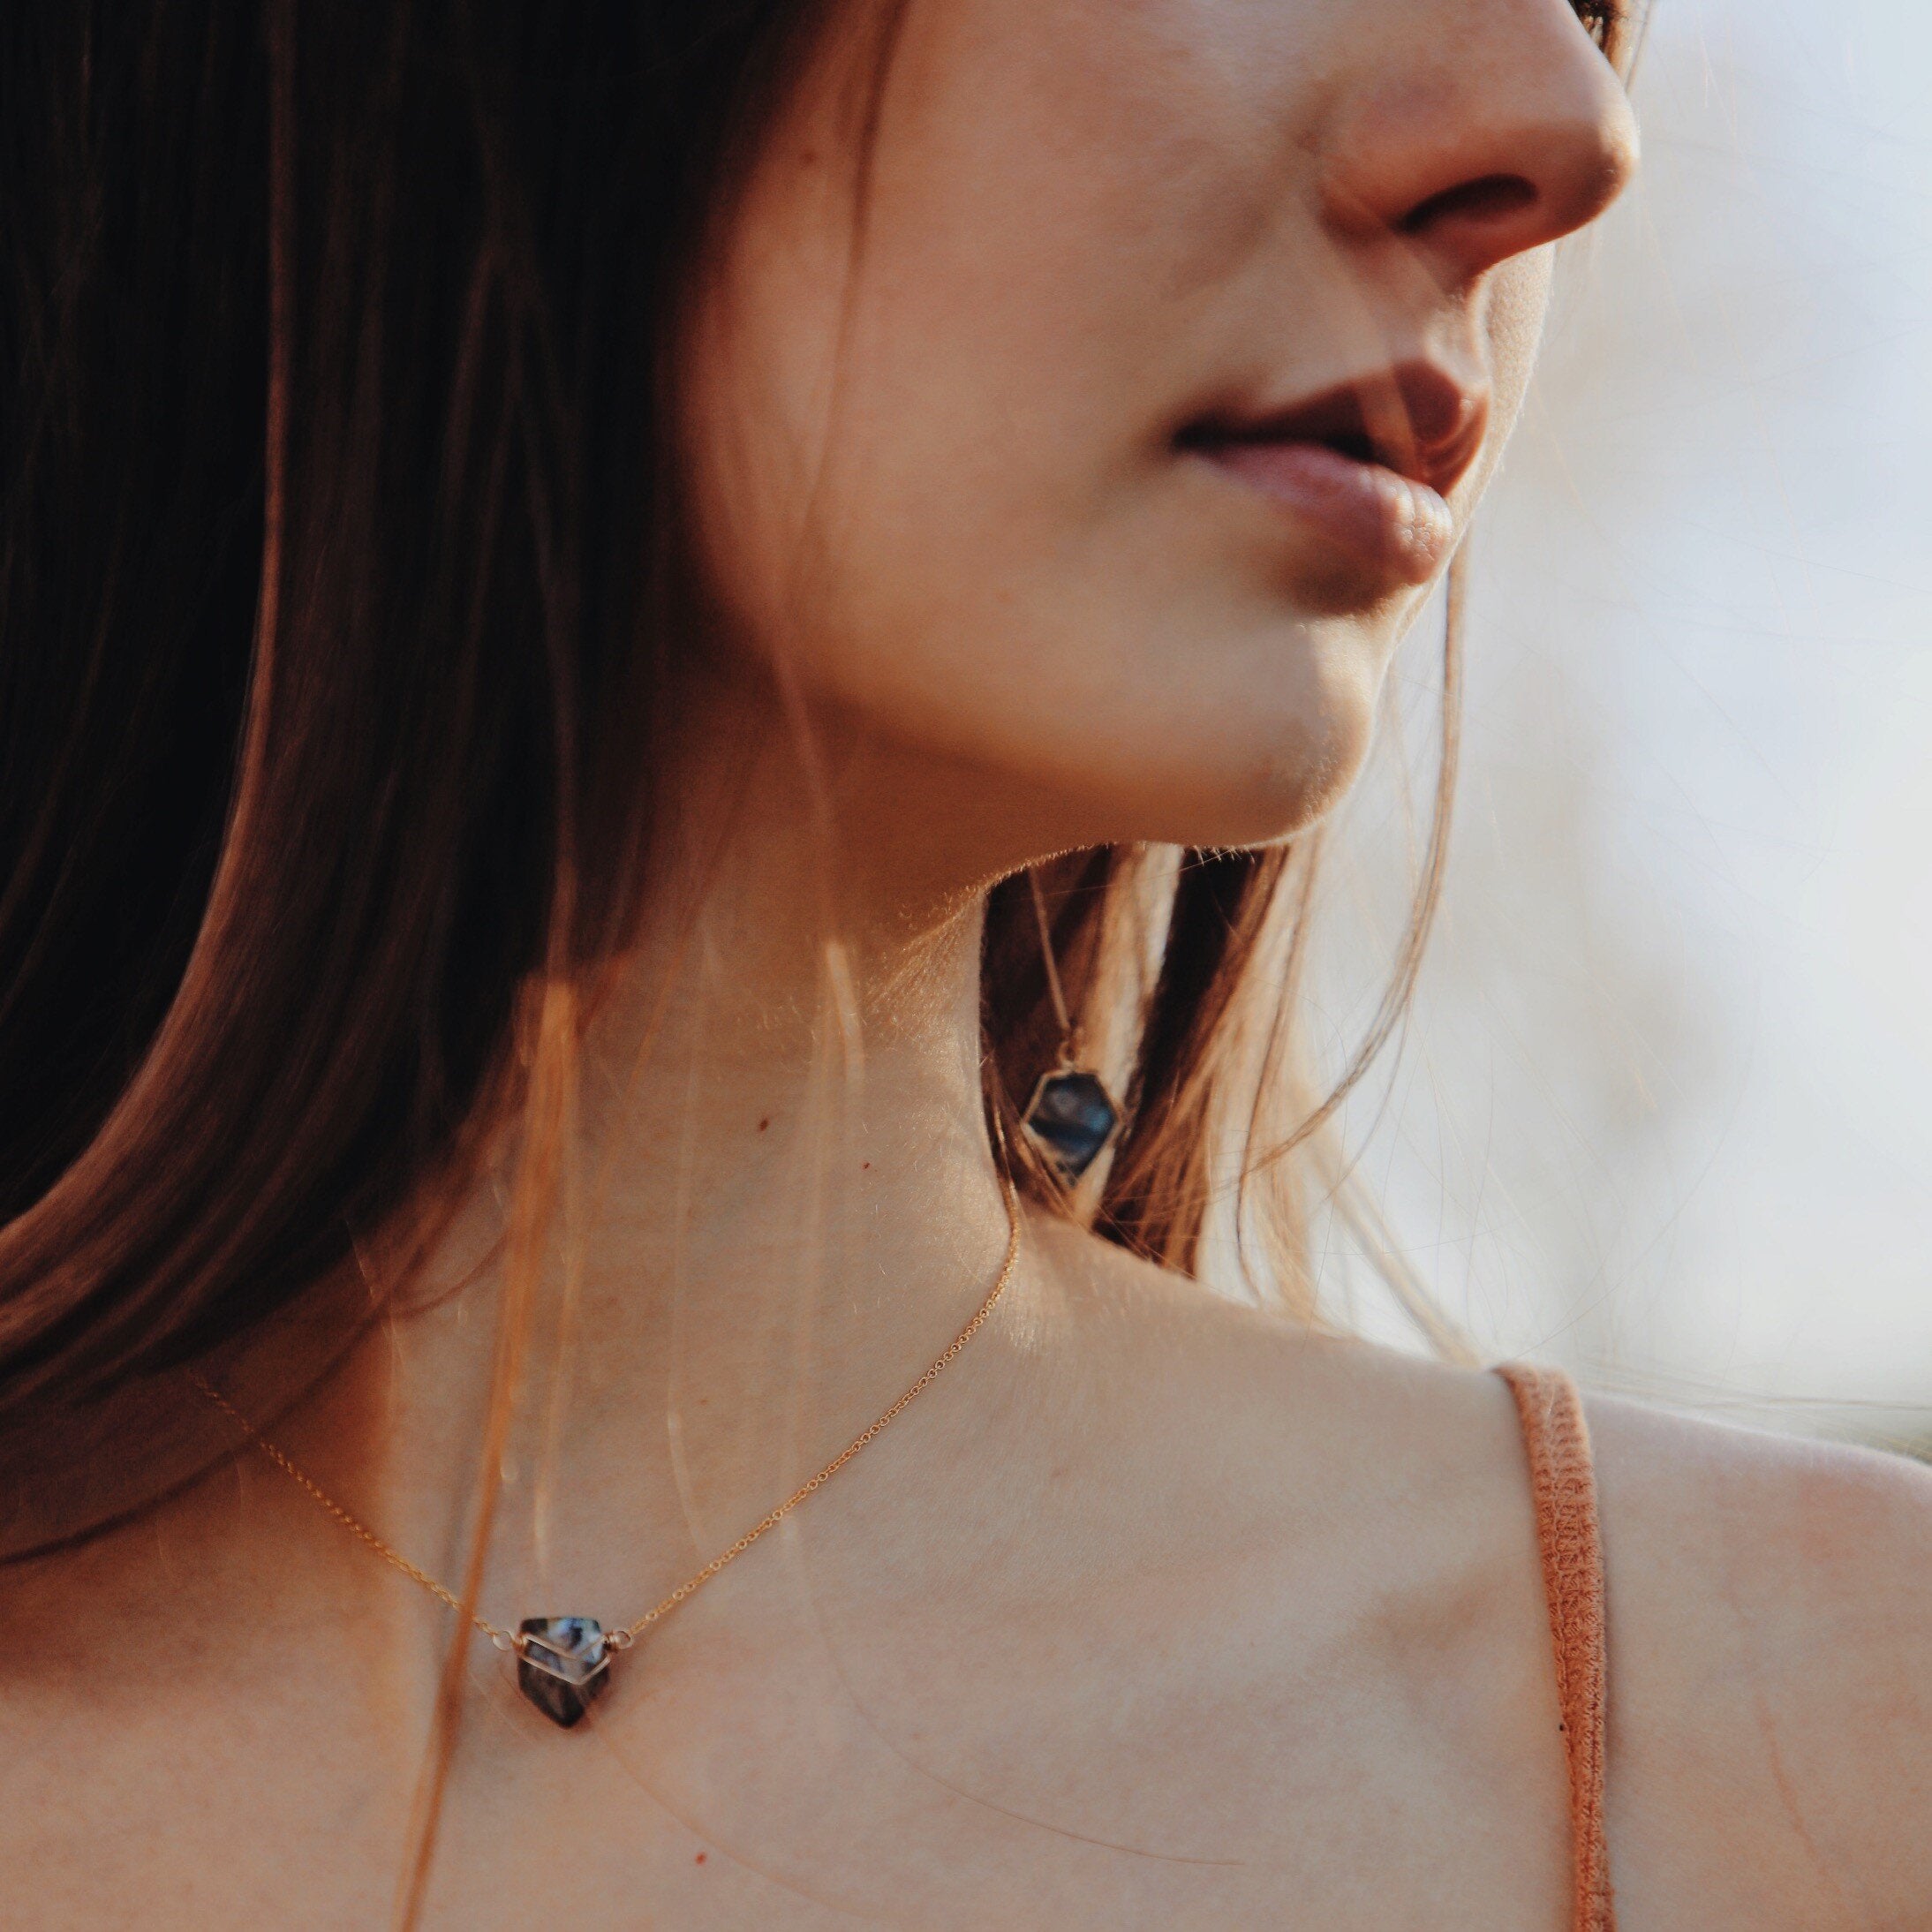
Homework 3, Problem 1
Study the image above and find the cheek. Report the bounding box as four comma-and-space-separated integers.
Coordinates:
679, 0, 1453, 850
686, 274, 1411, 850
684, 404, 1403, 862
1483, 252, 1556, 447
689, 353, 1398, 849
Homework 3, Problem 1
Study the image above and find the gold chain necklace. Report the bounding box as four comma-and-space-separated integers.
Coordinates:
193, 1184, 1022, 1728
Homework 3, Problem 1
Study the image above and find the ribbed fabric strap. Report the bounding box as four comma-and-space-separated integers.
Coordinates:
1497, 1363, 1616, 1932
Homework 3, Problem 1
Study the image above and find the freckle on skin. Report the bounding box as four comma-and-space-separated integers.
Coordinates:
758, 1117, 770, 1131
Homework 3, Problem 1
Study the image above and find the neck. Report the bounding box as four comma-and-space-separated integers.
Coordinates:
333, 674, 1043, 1616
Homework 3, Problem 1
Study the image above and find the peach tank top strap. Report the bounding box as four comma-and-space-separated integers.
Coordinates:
1496, 1362, 1616, 1932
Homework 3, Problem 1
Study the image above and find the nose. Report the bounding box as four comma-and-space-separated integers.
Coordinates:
1318, 2, 1639, 288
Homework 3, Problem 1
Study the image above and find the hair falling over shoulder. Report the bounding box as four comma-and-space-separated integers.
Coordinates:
0, 0, 1465, 1458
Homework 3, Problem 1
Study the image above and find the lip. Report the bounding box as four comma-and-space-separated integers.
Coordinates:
1177, 362, 1487, 588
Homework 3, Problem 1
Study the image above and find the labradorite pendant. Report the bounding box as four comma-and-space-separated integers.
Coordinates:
516, 1616, 612, 1728
1022, 1067, 1120, 1182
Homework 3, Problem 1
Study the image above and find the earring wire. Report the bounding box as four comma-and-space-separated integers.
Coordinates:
1025, 868, 1075, 1042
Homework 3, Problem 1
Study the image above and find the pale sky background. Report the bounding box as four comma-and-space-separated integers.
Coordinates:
1314, 0, 1932, 1444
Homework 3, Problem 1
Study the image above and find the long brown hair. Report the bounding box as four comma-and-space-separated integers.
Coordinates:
1, 0, 1638, 1912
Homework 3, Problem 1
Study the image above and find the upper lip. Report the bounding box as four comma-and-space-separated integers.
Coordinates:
1178, 360, 1490, 498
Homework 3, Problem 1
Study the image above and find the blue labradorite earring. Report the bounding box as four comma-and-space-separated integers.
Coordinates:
1020, 869, 1121, 1184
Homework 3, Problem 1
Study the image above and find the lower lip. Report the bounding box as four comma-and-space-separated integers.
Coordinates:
1190, 441, 1456, 586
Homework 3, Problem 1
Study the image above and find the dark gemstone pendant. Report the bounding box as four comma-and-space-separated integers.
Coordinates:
516, 1616, 612, 1729
1022, 1067, 1120, 1182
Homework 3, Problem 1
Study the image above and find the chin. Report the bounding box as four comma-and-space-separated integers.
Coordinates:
1095, 623, 1392, 851
1006, 520, 1423, 851
1141, 705, 1378, 850
974, 645, 1387, 857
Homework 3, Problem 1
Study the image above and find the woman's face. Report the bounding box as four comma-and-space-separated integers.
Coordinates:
686, 0, 1637, 851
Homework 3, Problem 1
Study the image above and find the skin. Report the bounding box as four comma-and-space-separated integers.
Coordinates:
4, 0, 1929, 1925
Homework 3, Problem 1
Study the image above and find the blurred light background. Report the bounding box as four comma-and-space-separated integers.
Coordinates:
1318, 0, 1932, 1448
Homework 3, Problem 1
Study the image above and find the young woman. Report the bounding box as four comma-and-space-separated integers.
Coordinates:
3, 1, 1927, 1925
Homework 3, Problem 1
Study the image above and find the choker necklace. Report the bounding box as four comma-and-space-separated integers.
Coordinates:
193, 1181, 1023, 1729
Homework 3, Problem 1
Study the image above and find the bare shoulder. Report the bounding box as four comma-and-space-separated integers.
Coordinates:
1587, 1396, 1932, 1928
1033, 1220, 1932, 1926
1027, 1211, 1536, 1533
1008, 1219, 1580, 1921
1029, 1214, 1565, 1632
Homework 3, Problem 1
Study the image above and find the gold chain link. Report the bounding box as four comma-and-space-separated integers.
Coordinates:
191, 1376, 520, 1647
193, 1178, 1023, 1657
